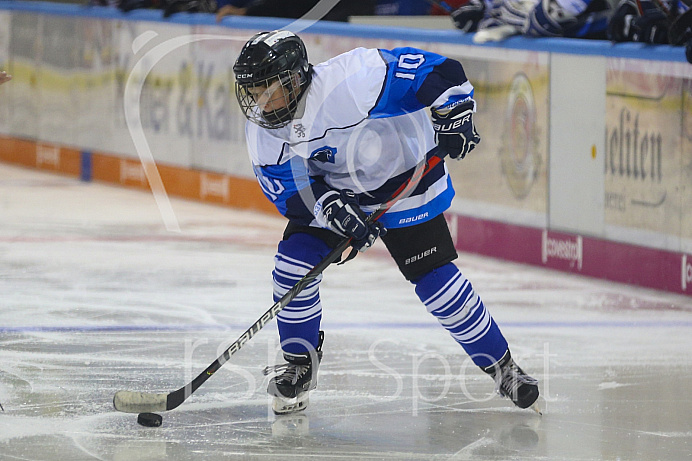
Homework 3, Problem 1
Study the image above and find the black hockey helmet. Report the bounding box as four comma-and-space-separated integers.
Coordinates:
233, 30, 312, 129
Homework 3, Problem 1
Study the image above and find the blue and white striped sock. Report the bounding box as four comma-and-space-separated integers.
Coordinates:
273, 233, 330, 355
414, 263, 508, 368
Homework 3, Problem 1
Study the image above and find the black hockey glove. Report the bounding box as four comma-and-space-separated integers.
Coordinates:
607, 0, 638, 42
431, 100, 481, 160
451, 0, 486, 32
316, 189, 386, 252
632, 10, 670, 44
669, 8, 692, 46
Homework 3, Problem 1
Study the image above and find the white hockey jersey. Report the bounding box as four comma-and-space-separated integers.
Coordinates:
244, 46, 475, 229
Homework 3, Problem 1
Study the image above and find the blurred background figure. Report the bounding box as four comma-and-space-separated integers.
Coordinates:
162, 0, 217, 16
87, 0, 120, 5
375, 0, 434, 14
216, 0, 375, 22
0, 71, 11, 85
88, 0, 164, 12
451, 0, 615, 40
428, 0, 468, 14
608, 0, 691, 45
522, 0, 615, 38
89, 0, 217, 16
215, 0, 247, 19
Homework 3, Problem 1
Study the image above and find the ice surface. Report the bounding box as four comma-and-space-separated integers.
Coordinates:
1, 163, 692, 460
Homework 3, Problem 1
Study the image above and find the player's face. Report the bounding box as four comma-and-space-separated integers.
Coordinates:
236, 70, 303, 128
248, 78, 291, 113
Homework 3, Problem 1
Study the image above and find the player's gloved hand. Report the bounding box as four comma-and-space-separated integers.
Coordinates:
499, 0, 534, 28
607, 0, 638, 42
632, 9, 670, 43
315, 189, 386, 252
668, 7, 692, 45
431, 100, 481, 160
451, 0, 486, 32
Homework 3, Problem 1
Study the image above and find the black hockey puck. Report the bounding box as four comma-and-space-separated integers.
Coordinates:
137, 412, 163, 427
686, 38, 692, 64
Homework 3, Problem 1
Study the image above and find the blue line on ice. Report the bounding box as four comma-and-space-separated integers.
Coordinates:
1, 320, 692, 333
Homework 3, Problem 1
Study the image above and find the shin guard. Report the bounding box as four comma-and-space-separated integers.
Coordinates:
414, 263, 508, 368
273, 233, 331, 355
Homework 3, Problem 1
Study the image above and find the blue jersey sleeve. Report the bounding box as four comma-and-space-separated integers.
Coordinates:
254, 157, 311, 219
253, 157, 332, 224
369, 47, 474, 119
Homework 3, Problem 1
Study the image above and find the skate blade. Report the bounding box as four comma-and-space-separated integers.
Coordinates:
529, 401, 542, 416
272, 393, 309, 415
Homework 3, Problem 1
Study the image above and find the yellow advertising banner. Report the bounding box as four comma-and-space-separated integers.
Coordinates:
682, 80, 692, 245
605, 59, 689, 244
446, 53, 549, 218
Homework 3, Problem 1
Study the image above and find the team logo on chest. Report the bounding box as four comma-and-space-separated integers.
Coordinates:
309, 146, 337, 164
293, 123, 306, 138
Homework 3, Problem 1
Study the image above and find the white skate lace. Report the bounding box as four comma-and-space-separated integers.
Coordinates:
496, 363, 538, 398
263, 364, 309, 385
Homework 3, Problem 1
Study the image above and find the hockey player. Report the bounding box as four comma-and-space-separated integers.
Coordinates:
608, 0, 691, 44
522, 0, 614, 38
451, 0, 614, 40
232, 30, 540, 415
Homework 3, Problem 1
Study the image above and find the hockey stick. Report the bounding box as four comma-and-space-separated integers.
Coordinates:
113, 146, 446, 413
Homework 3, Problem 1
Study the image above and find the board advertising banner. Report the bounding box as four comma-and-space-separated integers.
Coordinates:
188, 25, 252, 177
38, 15, 84, 148
7, 13, 41, 141
0, 12, 10, 136
445, 52, 549, 226
75, 18, 118, 154
681, 79, 692, 250
605, 58, 687, 250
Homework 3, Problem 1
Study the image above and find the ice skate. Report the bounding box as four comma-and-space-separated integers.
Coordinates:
483, 349, 540, 413
264, 331, 324, 415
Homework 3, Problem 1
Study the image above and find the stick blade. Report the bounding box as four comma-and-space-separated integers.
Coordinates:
113, 390, 168, 413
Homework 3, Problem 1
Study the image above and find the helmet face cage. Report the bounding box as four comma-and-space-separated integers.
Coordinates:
235, 69, 304, 129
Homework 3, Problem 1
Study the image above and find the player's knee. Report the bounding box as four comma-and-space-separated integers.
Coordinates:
414, 263, 483, 335
276, 232, 331, 266
413, 262, 467, 310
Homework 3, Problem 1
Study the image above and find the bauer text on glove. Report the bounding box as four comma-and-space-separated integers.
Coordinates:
315, 190, 386, 252
431, 100, 481, 160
